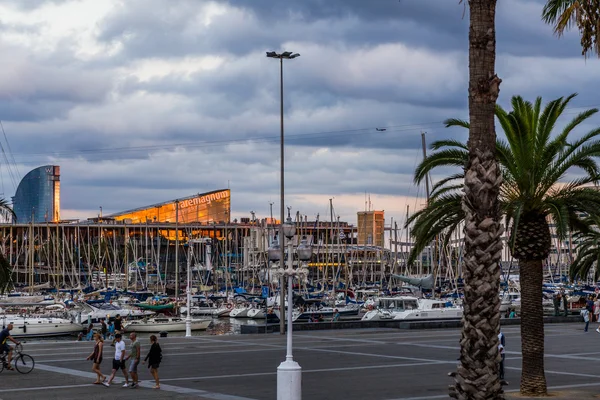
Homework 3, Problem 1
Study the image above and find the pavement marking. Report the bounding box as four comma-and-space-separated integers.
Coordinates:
506, 366, 600, 378
299, 346, 453, 364
386, 381, 600, 400
150, 383, 257, 400
159, 360, 453, 383
34, 363, 257, 400
0, 384, 93, 393
544, 353, 600, 361
37, 347, 286, 363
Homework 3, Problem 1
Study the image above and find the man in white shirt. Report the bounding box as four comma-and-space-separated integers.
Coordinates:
103, 333, 130, 387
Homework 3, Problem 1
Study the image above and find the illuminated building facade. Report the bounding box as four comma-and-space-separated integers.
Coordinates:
12, 165, 61, 223
357, 210, 385, 247
110, 189, 231, 224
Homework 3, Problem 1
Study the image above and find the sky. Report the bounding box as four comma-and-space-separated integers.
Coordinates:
0, 0, 599, 228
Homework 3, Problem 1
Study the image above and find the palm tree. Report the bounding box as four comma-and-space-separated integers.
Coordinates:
409, 94, 600, 396
0, 198, 15, 294
542, 0, 600, 57
446, 0, 504, 398
569, 215, 600, 281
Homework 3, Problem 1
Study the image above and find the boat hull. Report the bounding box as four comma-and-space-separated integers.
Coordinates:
124, 319, 211, 332
2, 317, 83, 337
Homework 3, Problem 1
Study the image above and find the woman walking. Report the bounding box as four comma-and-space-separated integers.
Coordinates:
86, 333, 106, 384
143, 334, 162, 389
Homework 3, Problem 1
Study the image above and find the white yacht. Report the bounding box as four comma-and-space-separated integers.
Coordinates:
230, 304, 258, 318
69, 302, 154, 322
1, 315, 83, 337
123, 317, 211, 332
361, 296, 462, 321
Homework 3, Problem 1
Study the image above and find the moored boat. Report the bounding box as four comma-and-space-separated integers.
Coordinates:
361, 297, 462, 321
1, 315, 83, 337
123, 317, 211, 332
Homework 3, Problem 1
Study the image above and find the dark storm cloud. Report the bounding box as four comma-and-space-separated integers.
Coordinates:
95, 0, 467, 59
3, 0, 600, 223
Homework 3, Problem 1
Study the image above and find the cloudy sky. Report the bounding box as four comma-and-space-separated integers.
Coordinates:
0, 0, 598, 227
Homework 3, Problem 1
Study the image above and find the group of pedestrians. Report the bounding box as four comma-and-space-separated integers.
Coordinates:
86, 331, 162, 389
578, 295, 600, 332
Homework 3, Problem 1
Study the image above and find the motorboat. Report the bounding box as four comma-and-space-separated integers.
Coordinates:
229, 305, 254, 318
247, 308, 265, 319
180, 305, 220, 317
1, 315, 83, 337
213, 305, 233, 318
361, 296, 463, 321
69, 302, 154, 323
123, 317, 211, 332
274, 303, 360, 322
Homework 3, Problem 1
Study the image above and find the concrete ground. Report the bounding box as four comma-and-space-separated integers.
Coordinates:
0, 323, 598, 399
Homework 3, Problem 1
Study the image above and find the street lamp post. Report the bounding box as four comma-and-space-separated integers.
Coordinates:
186, 241, 193, 337
268, 211, 312, 400
266, 50, 300, 336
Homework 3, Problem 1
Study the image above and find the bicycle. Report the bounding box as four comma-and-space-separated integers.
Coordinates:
0, 343, 35, 374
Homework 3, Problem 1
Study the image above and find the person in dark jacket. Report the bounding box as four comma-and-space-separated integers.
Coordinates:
498, 330, 507, 385
143, 334, 162, 389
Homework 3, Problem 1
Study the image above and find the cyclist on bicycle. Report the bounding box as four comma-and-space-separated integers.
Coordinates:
1, 323, 21, 370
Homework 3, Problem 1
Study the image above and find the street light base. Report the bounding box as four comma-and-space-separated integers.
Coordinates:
185, 318, 192, 337
277, 359, 301, 400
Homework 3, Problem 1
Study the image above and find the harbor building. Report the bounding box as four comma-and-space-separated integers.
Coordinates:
108, 189, 231, 224
357, 210, 385, 247
12, 165, 60, 223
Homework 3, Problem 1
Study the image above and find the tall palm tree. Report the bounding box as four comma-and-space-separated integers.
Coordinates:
542, 0, 600, 57
447, 0, 504, 398
409, 94, 600, 396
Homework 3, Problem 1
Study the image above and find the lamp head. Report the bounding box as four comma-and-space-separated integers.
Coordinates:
282, 208, 295, 239
268, 237, 281, 262
296, 236, 313, 262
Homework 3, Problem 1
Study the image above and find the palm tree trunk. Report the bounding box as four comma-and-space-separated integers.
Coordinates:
450, 0, 504, 399
519, 259, 547, 395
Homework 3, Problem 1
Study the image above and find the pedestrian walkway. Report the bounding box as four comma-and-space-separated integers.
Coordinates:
0, 324, 599, 399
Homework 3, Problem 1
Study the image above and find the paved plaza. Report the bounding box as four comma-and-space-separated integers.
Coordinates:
0, 323, 598, 399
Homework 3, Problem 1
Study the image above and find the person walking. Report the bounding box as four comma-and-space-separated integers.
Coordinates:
593, 296, 600, 323
86, 323, 95, 341
581, 308, 590, 332
143, 334, 162, 390
100, 319, 108, 340
86, 332, 106, 384
126, 333, 141, 388
498, 330, 507, 385
103, 333, 129, 388
111, 315, 122, 346
553, 293, 561, 317
562, 290, 569, 317
107, 320, 115, 341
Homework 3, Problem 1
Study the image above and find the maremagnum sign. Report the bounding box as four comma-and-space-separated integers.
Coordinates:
177, 190, 230, 209
110, 189, 231, 223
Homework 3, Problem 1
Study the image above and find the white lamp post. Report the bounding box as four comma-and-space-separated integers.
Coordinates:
185, 241, 193, 337
269, 211, 312, 400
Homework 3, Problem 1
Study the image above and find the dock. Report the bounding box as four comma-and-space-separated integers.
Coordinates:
0, 322, 598, 399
